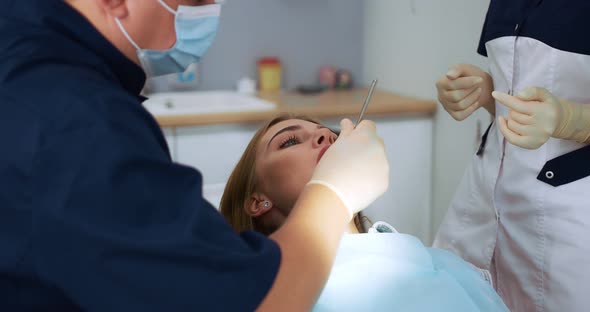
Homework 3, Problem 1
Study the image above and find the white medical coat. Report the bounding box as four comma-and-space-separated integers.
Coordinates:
435, 1, 590, 311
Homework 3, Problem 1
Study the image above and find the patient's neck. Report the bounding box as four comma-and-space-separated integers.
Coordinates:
347, 221, 360, 234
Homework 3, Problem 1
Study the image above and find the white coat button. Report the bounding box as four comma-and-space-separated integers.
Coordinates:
545, 171, 555, 179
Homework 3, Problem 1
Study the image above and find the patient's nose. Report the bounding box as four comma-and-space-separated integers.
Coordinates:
316, 134, 326, 146
314, 128, 336, 147
328, 133, 336, 144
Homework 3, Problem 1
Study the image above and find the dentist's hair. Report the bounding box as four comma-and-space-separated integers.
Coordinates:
219, 113, 366, 235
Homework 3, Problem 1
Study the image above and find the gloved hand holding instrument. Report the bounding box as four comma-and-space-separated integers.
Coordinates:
307, 79, 388, 219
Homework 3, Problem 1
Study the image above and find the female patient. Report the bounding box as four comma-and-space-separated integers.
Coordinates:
220, 114, 508, 311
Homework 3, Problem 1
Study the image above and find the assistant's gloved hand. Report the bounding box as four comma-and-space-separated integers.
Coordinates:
307, 119, 389, 219
436, 64, 495, 120
494, 87, 590, 149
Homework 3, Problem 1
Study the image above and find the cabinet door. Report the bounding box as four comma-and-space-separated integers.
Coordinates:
375, 117, 433, 242
175, 124, 259, 183
175, 124, 259, 207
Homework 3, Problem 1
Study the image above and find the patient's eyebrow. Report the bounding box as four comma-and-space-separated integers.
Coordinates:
266, 124, 331, 149
267, 125, 302, 149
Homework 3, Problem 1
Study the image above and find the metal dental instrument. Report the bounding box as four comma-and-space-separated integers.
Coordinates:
355, 79, 378, 127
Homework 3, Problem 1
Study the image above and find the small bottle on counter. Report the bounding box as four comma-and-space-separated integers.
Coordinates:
257, 57, 282, 91
236, 77, 256, 95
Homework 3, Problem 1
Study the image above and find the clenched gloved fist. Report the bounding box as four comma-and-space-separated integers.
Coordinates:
436, 64, 495, 121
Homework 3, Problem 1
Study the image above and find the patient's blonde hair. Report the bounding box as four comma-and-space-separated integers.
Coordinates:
219, 113, 366, 235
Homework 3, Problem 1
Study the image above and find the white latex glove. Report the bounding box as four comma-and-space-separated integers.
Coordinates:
495, 87, 590, 149
307, 119, 389, 219
436, 64, 495, 120
493, 89, 559, 149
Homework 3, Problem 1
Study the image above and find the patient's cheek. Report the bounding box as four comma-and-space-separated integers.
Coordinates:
271, 169, 311, 209
263, 150, 316, 205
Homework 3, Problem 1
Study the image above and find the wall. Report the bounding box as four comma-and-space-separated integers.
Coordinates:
363, 0, 491, 243
192, 0, 365, 91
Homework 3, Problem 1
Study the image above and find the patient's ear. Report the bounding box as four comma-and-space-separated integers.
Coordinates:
96, 0, 129, 19
245, 193, 273, 217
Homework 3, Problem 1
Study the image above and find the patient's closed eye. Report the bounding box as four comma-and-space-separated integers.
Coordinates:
279, 135, 299, 149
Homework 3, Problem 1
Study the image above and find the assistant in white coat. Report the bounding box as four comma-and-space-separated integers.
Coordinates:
434, 1, 590, 311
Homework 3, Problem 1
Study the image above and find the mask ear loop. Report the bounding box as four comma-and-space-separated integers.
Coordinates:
116, 0, 177, 51
114, 19, 142, 51
157, 0, 178, 14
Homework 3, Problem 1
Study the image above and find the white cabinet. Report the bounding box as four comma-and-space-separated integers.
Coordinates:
168, 117, 433, 242
372, 117, 432, 242
172, 124, 259, 210
175, 123, 259, 184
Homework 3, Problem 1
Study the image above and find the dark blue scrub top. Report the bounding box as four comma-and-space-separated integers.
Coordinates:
0, 1, 280, 311
478, 0, 590, 56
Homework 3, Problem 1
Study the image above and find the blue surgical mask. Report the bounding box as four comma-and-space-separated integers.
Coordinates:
116, 1, 221, 77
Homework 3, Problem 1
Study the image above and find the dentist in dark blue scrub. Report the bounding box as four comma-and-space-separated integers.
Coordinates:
0, 0, 389, 310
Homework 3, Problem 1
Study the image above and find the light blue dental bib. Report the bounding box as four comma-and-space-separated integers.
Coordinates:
313, 233, 508, 312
